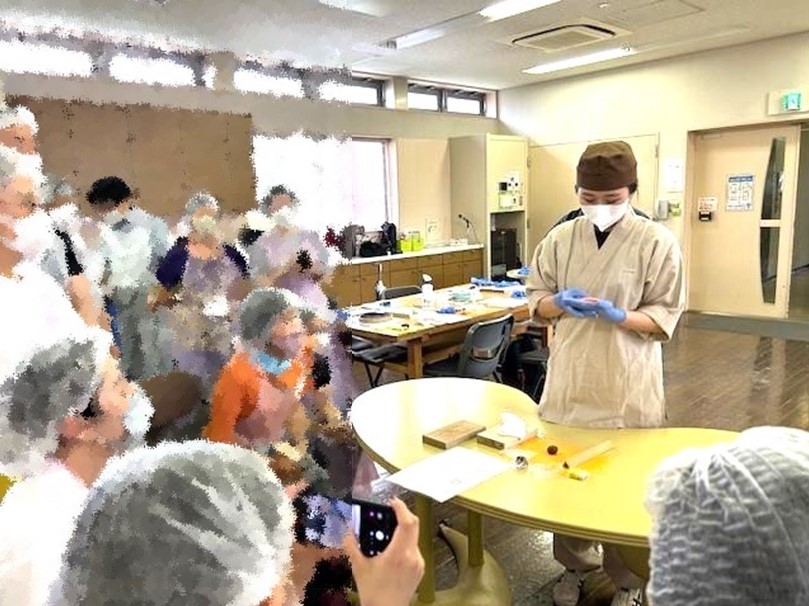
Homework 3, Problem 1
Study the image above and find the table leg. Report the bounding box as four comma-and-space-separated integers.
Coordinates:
415, 495, 436, 603
412, 496, 511, 606
467, 511, 483, 567
407, 339, 424, 379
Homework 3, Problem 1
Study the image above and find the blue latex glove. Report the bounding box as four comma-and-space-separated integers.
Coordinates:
553, 288, 596, 318
574, 298, 628, 324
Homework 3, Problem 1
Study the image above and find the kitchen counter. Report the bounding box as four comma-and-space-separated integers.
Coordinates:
347, 243, 483, 265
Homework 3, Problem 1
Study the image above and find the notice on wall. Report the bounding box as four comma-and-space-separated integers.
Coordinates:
697, 196, 718, 212
662, 158, 685, 193
726, 174, 755, 211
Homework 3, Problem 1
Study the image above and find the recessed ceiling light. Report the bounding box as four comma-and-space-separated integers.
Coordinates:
522, 46, 635, 74
479, 0, 562, 22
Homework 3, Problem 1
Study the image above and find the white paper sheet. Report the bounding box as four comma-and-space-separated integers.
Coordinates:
385, 447, 512, 503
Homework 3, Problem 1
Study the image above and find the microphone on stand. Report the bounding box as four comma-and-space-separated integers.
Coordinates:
457, 214, 478, 244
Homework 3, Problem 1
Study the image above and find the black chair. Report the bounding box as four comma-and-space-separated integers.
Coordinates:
422, 315, 515, 380
518, 346, 549, 402
353, 285, 421, 387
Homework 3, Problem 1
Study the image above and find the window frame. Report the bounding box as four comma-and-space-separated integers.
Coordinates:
407, 81, 488, 116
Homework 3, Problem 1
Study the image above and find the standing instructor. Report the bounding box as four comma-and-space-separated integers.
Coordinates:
526, 141, 685, 606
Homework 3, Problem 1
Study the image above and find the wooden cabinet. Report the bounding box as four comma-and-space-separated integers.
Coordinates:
323, 248, 484, 307
460, 249, 483, 284
359, 263, 389, 302
444, 249, 482, 287
324, 264, 361, 308
388, 257, 421, 289
418, 255, 444, 289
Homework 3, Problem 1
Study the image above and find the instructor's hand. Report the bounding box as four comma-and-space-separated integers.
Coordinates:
553, 288, 597, 318
575, 298, 627, 324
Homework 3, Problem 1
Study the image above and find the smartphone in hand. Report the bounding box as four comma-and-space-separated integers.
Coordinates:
351, 498, 398, 557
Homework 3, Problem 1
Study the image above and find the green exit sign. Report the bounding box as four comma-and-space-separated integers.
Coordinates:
781, 91, 802, 112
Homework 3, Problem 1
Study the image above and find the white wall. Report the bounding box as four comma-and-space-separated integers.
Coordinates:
498, 31, 809, 243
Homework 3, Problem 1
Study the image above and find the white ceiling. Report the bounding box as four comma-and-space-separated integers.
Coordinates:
0, 0, 807, 90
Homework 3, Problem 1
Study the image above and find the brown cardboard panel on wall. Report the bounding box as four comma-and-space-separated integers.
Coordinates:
127, 106, 185, 218
8, 96, 255, 218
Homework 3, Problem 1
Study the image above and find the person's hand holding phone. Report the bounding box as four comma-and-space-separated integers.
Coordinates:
343, 497, 425, 606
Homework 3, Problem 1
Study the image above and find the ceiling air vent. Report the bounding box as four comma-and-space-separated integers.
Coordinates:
513, 24, 616, 52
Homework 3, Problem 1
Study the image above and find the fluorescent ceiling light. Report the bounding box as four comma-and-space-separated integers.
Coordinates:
386, 12, 481, 50
523, 46, 635, 75
479, 0, 561, 21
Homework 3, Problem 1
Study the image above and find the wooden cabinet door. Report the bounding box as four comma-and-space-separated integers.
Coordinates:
462, 259, 483, 283
418, 254, 444, 289
324, 265, 362, 307
444, 266, 464, 286
388, 257, 420, 288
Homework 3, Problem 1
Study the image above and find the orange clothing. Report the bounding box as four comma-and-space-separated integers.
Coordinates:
203, 342, 316, 445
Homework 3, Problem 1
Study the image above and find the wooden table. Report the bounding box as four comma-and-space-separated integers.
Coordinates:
346, 286, 533, 379
350, 378, 737, 605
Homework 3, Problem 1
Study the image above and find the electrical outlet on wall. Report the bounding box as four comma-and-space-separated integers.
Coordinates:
426, 219, 439, 243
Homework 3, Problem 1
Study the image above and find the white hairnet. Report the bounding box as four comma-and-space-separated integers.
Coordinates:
646, 426, 809, 606
0, 105, 38, 133
54, 440, 295, 606
0, 145, 45, 190
238, 287, 302, 346
185, 190, 220, 216
0, 331, 111, 478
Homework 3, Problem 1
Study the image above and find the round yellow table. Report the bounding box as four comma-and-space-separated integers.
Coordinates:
350, 378, 738, 605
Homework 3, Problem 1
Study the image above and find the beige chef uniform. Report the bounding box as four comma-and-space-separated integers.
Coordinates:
528, 207, 684, 427
526, 141, 685, 595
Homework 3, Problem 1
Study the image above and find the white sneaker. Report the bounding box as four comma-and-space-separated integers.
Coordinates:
610, 587, 643, 606
552, 570, 587, 606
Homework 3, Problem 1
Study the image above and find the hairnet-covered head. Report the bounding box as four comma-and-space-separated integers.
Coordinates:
0, 144, 45, 191
185, 190, 220, 216
0, 331, 111, 478
258, 184, 299, 214
54, 440, 294, 606
0, 105, 39, 133
238, 287, 302, 347
646, 426, 809, 606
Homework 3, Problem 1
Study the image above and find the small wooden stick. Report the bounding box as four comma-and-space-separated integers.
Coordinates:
562, 440, 615, 469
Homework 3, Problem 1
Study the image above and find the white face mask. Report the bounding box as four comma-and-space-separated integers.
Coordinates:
580, 200, 630, 232
104, 208, 127, 227
120, 384, 154, 450
190, 214, 220, 239
5, 208, 54, 259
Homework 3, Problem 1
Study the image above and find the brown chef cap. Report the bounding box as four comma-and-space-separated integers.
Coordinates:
576, 141, 637, 191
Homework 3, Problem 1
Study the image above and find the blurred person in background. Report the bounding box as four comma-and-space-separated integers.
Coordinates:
151, 191, 250, 397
